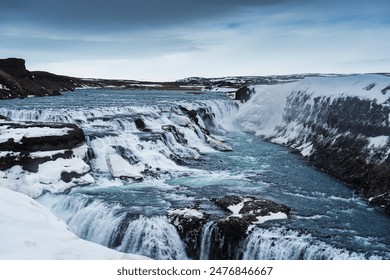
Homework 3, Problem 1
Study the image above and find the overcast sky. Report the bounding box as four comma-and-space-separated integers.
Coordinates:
1, 0, 389, 81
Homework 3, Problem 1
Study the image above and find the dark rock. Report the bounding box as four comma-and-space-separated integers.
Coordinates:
0, 115, 9, 120
196, 108, 216, 131
179, 105, 199, 124
169, 154, 188, 165
112, 145, 140, 164
0, 58, 30, 78
211, 217, 252, 259
162, 124, 187, 145
138, 132, 163, 142
273, 91, 390, 213
86, 147, 95, 161
240, 197, 291, 216
0, 122, 85, 152
61, 171, 82, 183
235, 86, 253, 103
168, 195, 290, 259
168, 207, 209, 259
209, 195, 290, 259
0, 58, 73, 99
0, 150, 73, 172
134, 118, 147, 131
0, 121, 88, 184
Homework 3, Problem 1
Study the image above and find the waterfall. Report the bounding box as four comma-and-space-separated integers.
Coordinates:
38, 193, 188, 260
241, 227, 367, 260
199, 221, 216, 260
116, 216, 188, 260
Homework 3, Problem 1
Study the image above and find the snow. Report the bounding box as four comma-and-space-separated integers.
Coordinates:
227, 198, 252, 216
367, 136, 388, 149
0, 125, 72, 144
0, 84, 10, 90
205, 134, 233, 151
172, 115, 191, 127
0, 157, 94, 198
300, 143, 314, 157
294, 74, 390, 104
106, 153, 144, 179
237, 74, 390, 137
0, 187, 148, 260
255, 212, 288, 224
235, 74, 390, 159
168, 208, 204, 219
227, 200, 247, 216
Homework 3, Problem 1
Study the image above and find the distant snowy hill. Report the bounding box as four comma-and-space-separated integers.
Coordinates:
235, 74, 390, 213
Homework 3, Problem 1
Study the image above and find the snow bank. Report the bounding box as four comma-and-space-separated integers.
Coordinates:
0, 188, 148, 260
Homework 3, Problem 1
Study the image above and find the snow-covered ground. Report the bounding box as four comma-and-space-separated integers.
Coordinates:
0, 187, 148, 260
0, 125, 72, 143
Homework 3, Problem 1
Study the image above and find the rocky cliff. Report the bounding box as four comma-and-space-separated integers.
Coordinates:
236, 74, 390, 214
0, 58, 202, 99
0, 58, 83, 99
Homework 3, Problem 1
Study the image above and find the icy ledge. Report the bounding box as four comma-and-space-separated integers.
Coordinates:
0, 188, 149, 260
0, 121, 94, 197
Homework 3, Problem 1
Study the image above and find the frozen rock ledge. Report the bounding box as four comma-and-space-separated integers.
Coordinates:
0, 121, 94, 198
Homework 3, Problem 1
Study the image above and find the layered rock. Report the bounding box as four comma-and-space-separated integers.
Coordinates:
0, 121, 93, 197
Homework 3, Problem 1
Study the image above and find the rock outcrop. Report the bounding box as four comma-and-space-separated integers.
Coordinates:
238, 75, 390, 214
0, 121, 93, 197
235, 86, 254, 103
0, 58, 81, 99
168, 195, 290, 259
286, 95, 390, 213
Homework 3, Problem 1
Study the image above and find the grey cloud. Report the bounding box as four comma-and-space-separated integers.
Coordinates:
0, 0, 289, 33
1, 31, 203, 62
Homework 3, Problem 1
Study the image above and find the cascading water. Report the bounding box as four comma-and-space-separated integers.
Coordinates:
2, 89, 390, 260
241, 227, 368, 260
39, 193, 187, 260
199, 221, 216, 260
